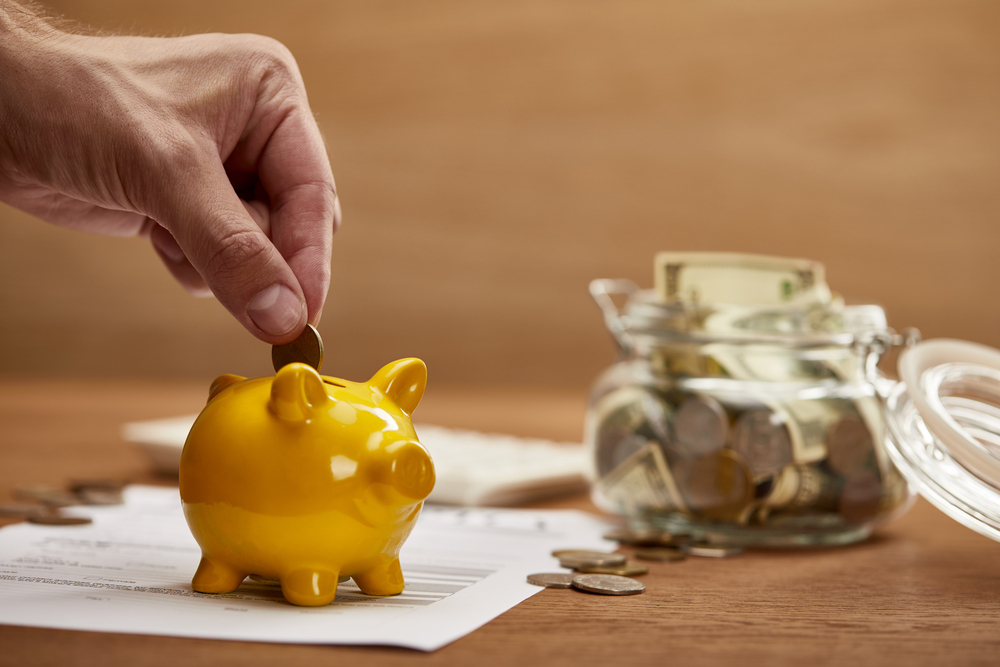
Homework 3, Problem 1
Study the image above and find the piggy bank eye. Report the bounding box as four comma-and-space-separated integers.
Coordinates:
385, 441, 435, 500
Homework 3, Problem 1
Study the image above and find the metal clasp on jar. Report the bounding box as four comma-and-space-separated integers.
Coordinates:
854, 327, 922, 399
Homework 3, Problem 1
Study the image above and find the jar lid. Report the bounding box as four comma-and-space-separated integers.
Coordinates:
884, 339, 1000, 542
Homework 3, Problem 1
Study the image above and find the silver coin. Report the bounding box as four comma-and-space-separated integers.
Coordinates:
571, 574, 645, 596
732, 409, 793, 478
271, 323, 324, 372
526, 573, 575, 588
686, 544, 744, 558
674, 395, 729, 456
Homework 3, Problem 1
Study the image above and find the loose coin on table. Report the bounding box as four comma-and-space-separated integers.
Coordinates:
555, 550, 627, 569
634, 546, 687, 562
603, 528, 692, 547
576, 561, 649, 577
0, 503, 44, 518
27, 513, 92, 526
687, 544, 744, 558
527, 573, 575, 589
271, 323, 324, 372
571, 574, 645, 596
14, 486, 78, 508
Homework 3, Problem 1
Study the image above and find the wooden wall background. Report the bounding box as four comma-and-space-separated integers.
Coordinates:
1, 0, 998, 389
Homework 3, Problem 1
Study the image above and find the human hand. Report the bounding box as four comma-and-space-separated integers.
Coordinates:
0, 5, 339, 342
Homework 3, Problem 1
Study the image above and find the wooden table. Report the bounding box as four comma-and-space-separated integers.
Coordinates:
1, 379, 999, 666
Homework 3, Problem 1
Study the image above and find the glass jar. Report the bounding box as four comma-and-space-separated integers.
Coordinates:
584, 279, 918, 547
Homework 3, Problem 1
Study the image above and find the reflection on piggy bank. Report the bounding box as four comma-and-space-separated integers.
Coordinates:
179, 358, 435, 606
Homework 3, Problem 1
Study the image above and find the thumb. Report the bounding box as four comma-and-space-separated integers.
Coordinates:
154, 161, 307, 343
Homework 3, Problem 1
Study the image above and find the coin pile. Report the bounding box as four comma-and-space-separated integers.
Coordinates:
1, 479, 125, 526
528, 530, 745, 596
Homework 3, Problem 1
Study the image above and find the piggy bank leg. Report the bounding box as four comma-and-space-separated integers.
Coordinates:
281, 568, 340, 606
192, 557, 247, 593
352, 558, 404, 596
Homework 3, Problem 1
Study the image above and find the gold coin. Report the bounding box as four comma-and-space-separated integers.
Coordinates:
555, 551, 627, 569
271, 324, 324, 372
576, 561, 649, 577
634, 547, 687, 562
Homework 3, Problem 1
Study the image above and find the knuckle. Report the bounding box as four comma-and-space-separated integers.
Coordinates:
241, 35, 300, 84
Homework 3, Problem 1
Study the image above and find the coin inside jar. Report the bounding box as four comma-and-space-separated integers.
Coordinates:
271, 323, 324, 372
732, 409, 793, 479
839, 470, 883, 523
674, 395, 729, 457
571, 574, 645, 596
827, 415, 873, 477
679, 449, 755, 521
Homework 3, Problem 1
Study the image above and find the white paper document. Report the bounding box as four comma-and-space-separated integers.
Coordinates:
0, 486, 610, 651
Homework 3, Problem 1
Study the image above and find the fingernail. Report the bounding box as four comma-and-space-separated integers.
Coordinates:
248, 284, 302, 336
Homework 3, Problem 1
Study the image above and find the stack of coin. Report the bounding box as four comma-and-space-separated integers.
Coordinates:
551, 549, 649, 577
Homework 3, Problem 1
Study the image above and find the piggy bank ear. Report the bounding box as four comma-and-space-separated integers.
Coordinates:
208, 374, 245, 402
384, 440, 435, 500
371, 358, 427, 416
269, 363, 329, 422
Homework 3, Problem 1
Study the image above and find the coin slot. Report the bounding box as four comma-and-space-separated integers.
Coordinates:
322, 379, 346, 388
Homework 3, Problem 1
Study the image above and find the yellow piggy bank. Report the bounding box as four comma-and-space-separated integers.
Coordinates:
179, 358, 435, 606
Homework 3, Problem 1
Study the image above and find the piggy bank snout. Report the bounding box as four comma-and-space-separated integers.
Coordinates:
382, 441, 435, 501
